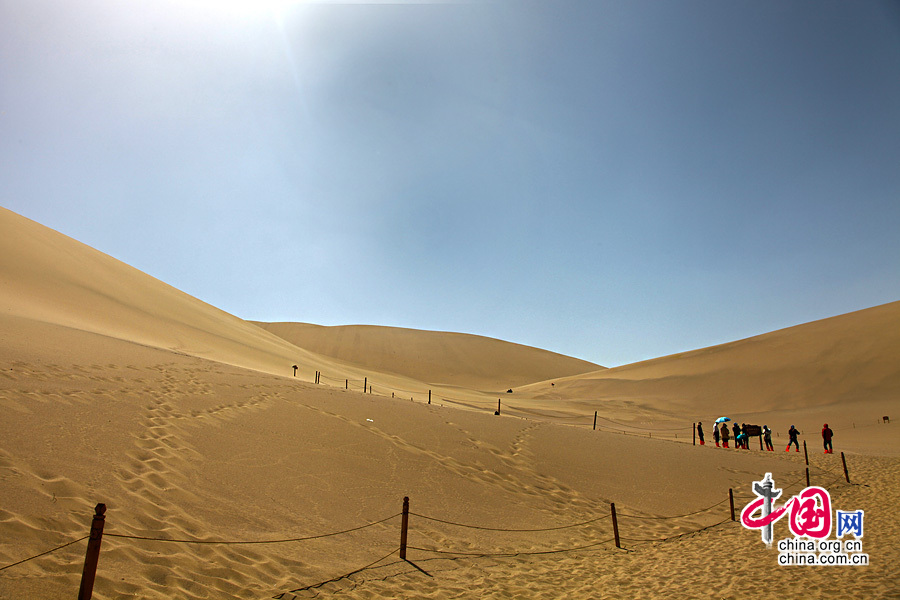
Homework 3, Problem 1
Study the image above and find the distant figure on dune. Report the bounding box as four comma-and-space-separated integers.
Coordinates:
732, 423, 741, 449
721, 423, 730, 448
822, 423, 834, 454
697, 421, 705, 445
763, 425, 774, 451
786, 425, 800, 452
713, 423, 720, 447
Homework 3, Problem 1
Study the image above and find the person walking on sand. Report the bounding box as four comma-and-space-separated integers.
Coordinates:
822, 423, 834, 454
763, 425, 774, 451
697, 421, 705, 445
786, 425, 800, 452
713, 423, 720, 447
721, 423, 730, 448
732, 422, 741, 449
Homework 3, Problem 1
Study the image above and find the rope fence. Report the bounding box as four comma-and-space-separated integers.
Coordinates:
104, 512, 401, 545
0, 454, 854, 599
0, 535, 88, 573
302, 366, 699, 439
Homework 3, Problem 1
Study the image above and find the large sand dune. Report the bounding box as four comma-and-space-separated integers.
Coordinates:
519, 301, 900, 434
1, 206, 898, 599
253, 322, 601, 391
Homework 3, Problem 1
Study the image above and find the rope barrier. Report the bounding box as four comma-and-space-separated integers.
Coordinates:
0, 535, 88, 572
619, 517, 733, 544
409, 511, 611, 532
407, 537, 617, 558
105, 513, 400, 546
276, 546, 401, 597
594, 416, 688, 432
617, 498, 729, 520
304, 369, 697, 441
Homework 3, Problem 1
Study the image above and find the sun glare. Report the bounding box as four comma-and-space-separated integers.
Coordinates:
182, 0, 301, 17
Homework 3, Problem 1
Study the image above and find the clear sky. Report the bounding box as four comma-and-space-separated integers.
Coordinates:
2, 0, 899, 367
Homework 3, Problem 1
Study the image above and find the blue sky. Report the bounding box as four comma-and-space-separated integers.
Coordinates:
2, 0, 899, 367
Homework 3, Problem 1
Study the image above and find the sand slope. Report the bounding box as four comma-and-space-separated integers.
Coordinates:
0, 207, 320, 377
253, 322, 601, 391
520, 301, 900, 425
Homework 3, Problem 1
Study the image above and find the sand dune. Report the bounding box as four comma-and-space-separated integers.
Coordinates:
0, 207, 320, 377
1, 205, 898, 599
253, 322, 601, 391
519, 301, 900, 428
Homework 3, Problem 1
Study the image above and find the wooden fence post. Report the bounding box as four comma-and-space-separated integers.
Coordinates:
428, 390, 431, 405
841, 452, 850, 483
805, 467, 810, 488
292, 365, 298, 377
729, 489, 735, 522
400, 497, 409, 560
610, 502, 620, 549
593, 411, 597, 431
364, 377, 367, 393
77, 503, 106, 600
693, 422, 696, 446
803, 440, 809, 465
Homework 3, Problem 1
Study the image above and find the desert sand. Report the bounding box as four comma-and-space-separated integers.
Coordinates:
1, 206, 898, 599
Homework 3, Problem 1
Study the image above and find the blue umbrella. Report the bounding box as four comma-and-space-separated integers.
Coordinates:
715, 417, 731, 424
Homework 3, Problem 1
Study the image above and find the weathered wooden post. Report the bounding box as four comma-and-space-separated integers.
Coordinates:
364, 377, 367, 393
610, 502, 620, 549
345, 379, 348, 390
593, 411, 598, 431
494, 399, 501, 415
399, 497, 410, 560
292, 365, 298, 377
693, 422, 696, 446
841, 452, 850, 483
803, 440, 809, 465
729, 489, 735, 521
428, 390, 431, 405
77, 503, 106, 600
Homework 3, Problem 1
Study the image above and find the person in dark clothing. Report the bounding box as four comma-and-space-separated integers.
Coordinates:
822, 424, 834, 454
787, 425, 800, 452
697, 422, 705, 445
763, 425, 774, 451
732, 423, 741, 449
713, 423, 720, 447
721, 423, 730, 448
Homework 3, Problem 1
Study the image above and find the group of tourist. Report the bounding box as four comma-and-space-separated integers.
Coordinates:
695, 422, 835, 453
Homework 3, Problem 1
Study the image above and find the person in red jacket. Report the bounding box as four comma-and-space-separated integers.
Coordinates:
822, 423, 834, 454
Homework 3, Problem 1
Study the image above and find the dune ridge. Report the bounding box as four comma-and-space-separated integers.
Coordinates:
252, 322, 602, 391
520, 301, 900, 424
